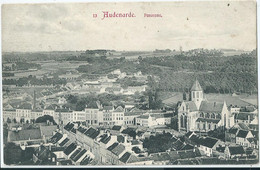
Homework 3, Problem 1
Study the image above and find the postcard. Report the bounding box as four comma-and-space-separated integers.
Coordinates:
1, 1, 259, 167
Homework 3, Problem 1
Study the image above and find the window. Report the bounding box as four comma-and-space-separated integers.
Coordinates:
196, 92, 199, 98
208, 124, 211, 130
203, 123, 206, 130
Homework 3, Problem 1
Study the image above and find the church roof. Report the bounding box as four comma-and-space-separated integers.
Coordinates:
191, 79, 203, 91
185, 101, 198, 112
199, 101, 224, 112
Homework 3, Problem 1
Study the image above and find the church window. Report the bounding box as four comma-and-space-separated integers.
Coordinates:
200, 113, 204, 118
193, 92, 195, 98
208, 123, 211, 130
197, 123, 200, 129
216, 113, 221, 119
184, 116, 187, 128
180, 115, 184, 128
203, 123, 206, 130
211, 113, 215, 119
206, 113, 210, 118
196, 92, 199, 98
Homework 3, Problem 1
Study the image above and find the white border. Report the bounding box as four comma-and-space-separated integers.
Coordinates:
0, 0, 259, 168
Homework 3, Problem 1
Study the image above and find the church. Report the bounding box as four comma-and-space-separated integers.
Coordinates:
178, 79, 233, 132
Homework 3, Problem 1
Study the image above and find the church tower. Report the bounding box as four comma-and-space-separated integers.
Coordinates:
190, 79, 204, 109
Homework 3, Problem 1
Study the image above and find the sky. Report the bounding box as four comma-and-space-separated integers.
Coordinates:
1, 1, 257, 52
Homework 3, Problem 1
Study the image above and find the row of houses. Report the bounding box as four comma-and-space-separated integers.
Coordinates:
3, 102, 173, 127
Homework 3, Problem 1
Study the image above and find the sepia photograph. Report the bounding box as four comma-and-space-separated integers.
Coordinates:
1, 1, 259, 167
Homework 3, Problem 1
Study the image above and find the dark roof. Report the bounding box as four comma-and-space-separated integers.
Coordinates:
8, 128, 42, 141
119, 152, 131, 163
185, 131, 193, 138
228, 146, 245, 155
121, 127, 136, 135
197, 137, 219, 148
199, 101, 224, 112
172, 140, 185, 150
73, 149, 87, 162
114, 106, 124, 112
228, 127, 239, 134
58, 159, 72, 165
70, 148, 81, 160
64, 122, 74, 131
59, 138, 69, 147
100, 134, 111, 144
80, 155, 93, 165
107, 142, 119, 151
77, 126, 88, 134
117, 135, 125, 143
64, 143, 77, 155
181, 144, 195, 150
84, 127, 100, 139
235, 113, 255, 121
50, 132, 63, 144
124, 112, 144, 116
196, 118, 220, 124
112, 125, 122, 131
237, 130, 249, 138
45, 104, 59, 110
191, 79, 203, 91
137, 115, 150, 119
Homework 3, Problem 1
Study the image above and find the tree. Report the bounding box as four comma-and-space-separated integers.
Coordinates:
7, 117, 11, 123
4, 142, 23, 165
26, 120, 29, 124
35, 115, 57, 125
20, 118, 24, 124
13, 118, 17, 123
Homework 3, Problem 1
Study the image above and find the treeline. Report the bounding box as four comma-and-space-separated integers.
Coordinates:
2, 75, 67, 87
3, 62, 41, 71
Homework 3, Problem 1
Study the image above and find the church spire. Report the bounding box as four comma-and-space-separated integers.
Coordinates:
191, 78, 203, 91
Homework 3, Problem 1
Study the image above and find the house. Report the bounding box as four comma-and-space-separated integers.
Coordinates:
224, 146, 246, 159
124, 111, 144, 125
85, 101, 103, 126
136, 114, 157, 127
103, 106, 114, 126
236, 130, 254, 147
110, 125, 124, 135
235, 112, 256, 125
112, 106, 125, 125
99, 133, 118, 164
106, 142, 126, 165
196, 137, 220, 157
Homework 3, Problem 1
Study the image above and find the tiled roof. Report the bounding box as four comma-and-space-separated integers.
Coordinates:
196, 118, 220, 124
69, 148, 81, 160
111, 144, 125, 156
237, 130, 249, 138
40, 125, 57, 137
228, 146, 245, 155
137, 114, 150, 119
64, 122, 74, 131
9, 128, 42, 141
199, 101, 224, 112
77, 126, 88, 134
185, 101, 198, 112
80, 155, 93, 165
228, 127, 239, 135
73, 149, 87, 162
124, 112, 144, 116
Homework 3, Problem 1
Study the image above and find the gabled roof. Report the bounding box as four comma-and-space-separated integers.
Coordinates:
235, 113, 255, 121
73, 149, 87, 162
237, 130, 249, 138
110, 144, 125, 156
50, 132, 63, 144
114, 106, 124, 112
199, 101, 224, 112
228, 146, 245, 155
119, 152, 131, 163
8, 128, 42, 141
197, 137, 219, 148
84, 127, 99, 139
191, 79, 203, 91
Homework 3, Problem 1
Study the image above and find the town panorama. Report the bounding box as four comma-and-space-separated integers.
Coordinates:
2, 48, 258, 166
